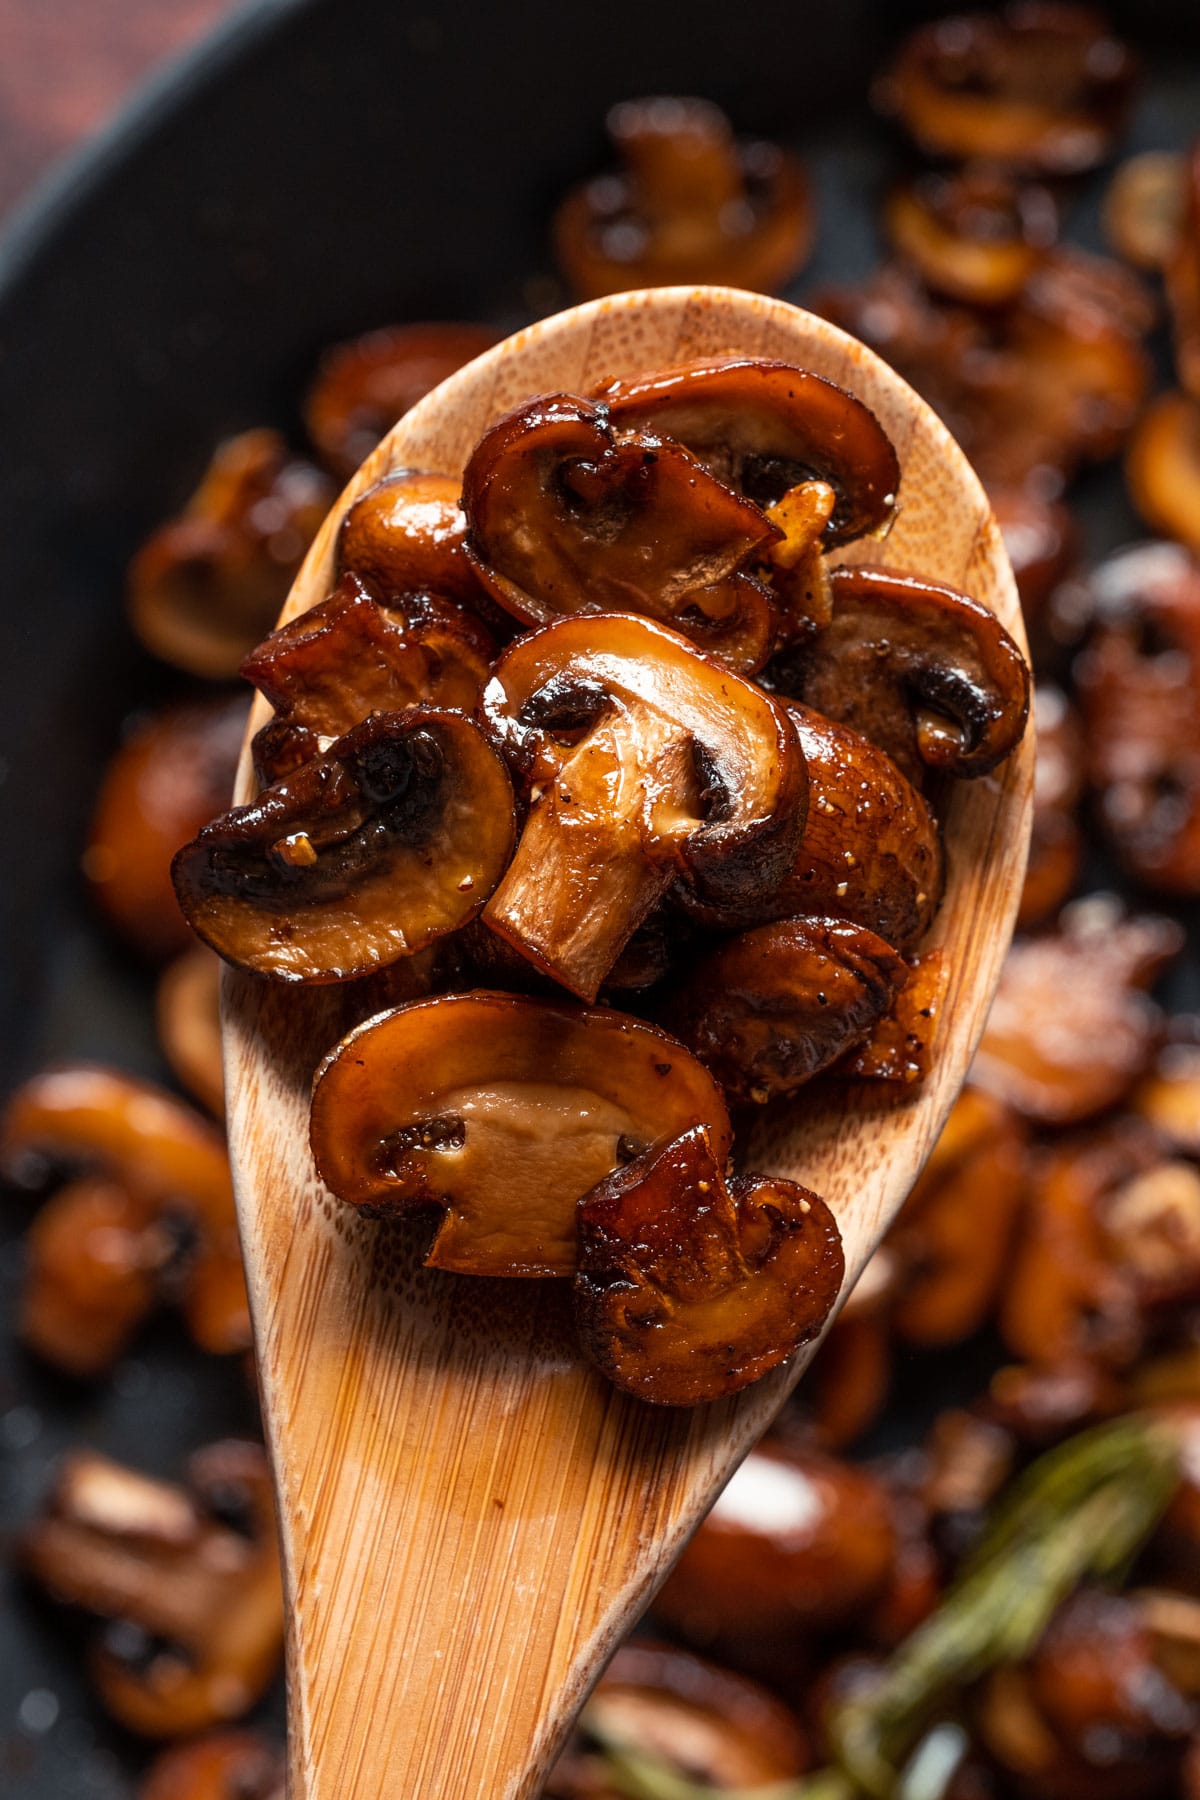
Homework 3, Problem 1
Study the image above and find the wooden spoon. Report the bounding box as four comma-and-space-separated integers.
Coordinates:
222, 286, 1033, 1799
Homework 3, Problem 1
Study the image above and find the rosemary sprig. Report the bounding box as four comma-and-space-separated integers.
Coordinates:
581, 1412, 1181, 1800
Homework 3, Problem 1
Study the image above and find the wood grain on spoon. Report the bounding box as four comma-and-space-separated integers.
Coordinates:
221, 286, 1033, 1800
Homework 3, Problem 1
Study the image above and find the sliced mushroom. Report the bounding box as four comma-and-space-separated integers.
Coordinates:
1073, 543, 1200, 895
886, 1087, 1028, 1347
553, 96, 811, 300
654, 1439, 896, 1649
1104, 151, 1189, 273
480, 613, 806, 1000
309, 992, 732, 1277
127, 430, 334, 678
173, 709, 515, 982
1168, 142, 1200, 401
573, 1123, 842, 1406
156, 946, 224, 1118
667, 917, 910, 1104
242, 572, 493, 782
1019, 684, 1085, 930
21, 1442, 283, 1738
548, 1641, 809, 1798
84, 694, 247, 963
973, 897, 1184, 1125
598, 356, 899, 552
876, 7, 1137, 175
836, 948, 948, 1086
140, 1730, 285, 1800
337, 468, 502, 621
681, 701, 943, 952
462, 393, 780, 671
1126, 392, 1200, 557
884, 168, 1057, 307
0, 1064, 249, 1368
777, 564, 1031, 785
304, 321, 499, 478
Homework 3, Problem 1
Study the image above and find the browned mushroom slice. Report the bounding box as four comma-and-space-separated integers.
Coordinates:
242, 573, 494, 784
1126, 391, 1200, 556
481, 613, 805, 1000
0, 1064, 249, 1365
463, 394, 781, 672
837, 949, 948, 1086
884, 169, 1057, 307
876, 7, 1137, 175
140, 1730, 285, 1800
553, 96, 811, 301
173, 709, 514, 982
156, 947, 224, 1118
1104, 151, 1189, 273
1073, 543, 1200, 895
683, 701, 942, 951
973, 897, 1185, 1126
599, 357, 899, 550
574, 1123, 842, 1406
337, 468, 502, 621
21, 1442, 283, 1738
548, 1641, 810, 1798
654, 1439, 896, 1649
886, 1087, 1028, 1347
304, 321, 499, 479
84, 693, 247, 963
127, 430, 334, 679
1019, 684, 1085, 930
310, 992, 732, 1277
783, 565, 1030, 785
1168, 142, 1200, 401
667, 918, 910, 1104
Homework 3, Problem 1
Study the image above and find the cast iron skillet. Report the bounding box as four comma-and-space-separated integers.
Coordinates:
0, 1, 1197, 1793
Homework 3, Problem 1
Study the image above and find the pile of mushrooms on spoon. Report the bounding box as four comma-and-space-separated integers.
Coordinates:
150, 284, 1036, 1800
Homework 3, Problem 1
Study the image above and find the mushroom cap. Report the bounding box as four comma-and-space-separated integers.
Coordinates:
172, 709, 516, 983
574, 1123, 843, 1406
598, 356, 899, 547
667, 917, 910, 1103
461, 392, 780, 672
337, 467, 501, 617
883, 168, 1057, 308
790, 563, 1031, 783
309, 991, 733, 1278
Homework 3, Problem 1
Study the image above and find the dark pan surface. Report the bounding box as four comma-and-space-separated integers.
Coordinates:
0, 1, 1197, 1792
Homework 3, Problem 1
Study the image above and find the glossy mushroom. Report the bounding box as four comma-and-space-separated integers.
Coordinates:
173, 709, 515, 981
667, 917, 910, 1103
462, 393, 780, 671
21, 1442, 283, 1737
127, 429, 334, 678
0, 1064, 249, 1369
836, 948, 948, 1086
553, 96, 812, 299
84, 693, 247, 963
573, 1122, 843, 1406
336, 468, 500, 619
309, 992, 732, 1277
777, 564, 1031, 786
242, 572, 493, 783
876, 6, 1137, 175
480, 612, 806, 1000
884, 168, 1057, 307
304, 321, 499, 478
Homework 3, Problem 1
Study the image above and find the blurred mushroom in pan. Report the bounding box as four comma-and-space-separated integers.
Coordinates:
1168, 142, 1200, 401
801, 1248, 898, 1451
553, 96, 812, 299
481, 613, 806, 1000
1019, 683, 1086, 929
0, 1064, 249, 1375
1133, 1021, 1200, 1158
1073, 542, 1200, 895
84, 693, 247, 963
156, 946, 225, 1118
304, 321, 499, 479
173, 709, 515, 982
21, 1442, 283, 1738
972, 895, 1184, 1126
990, 485, 1078, 626
876, 5, 1137, 175
884, 167, 1058, 307
1126, 391, 1200, 557
1104, 150, 1189, 272
462, 392, 782, 671
127, 430, 334, 679
309, 992, 731, 1277
139, 1730, 285, 1800
574, 1122, 843, 1405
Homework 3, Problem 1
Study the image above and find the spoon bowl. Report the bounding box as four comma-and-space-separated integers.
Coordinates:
222, 285, 1033, 1799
